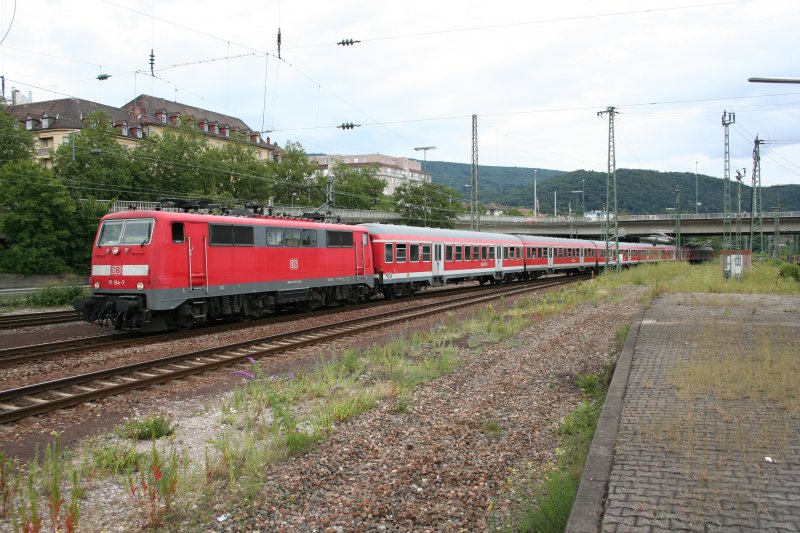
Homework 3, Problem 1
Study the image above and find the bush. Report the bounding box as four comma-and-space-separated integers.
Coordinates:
778, 263, 800, 282
26, 284, 87, 308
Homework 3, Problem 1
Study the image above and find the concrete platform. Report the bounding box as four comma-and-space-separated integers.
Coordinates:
568, 292, 800, 532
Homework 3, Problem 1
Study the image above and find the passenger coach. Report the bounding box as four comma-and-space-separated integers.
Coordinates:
360, 223, 525, 296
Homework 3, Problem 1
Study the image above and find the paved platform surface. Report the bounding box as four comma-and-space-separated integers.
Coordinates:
568, 292, 800, 533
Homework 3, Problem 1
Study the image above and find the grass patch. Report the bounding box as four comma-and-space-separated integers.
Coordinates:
0, 283, 88, 312
83, 440, 145, 474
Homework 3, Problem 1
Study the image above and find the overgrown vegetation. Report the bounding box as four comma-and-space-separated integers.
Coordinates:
0, 283, 88, 313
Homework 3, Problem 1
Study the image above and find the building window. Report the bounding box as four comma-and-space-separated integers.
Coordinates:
41, 115, 51, 128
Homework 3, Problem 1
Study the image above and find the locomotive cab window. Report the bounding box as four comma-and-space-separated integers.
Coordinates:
171, 223, 185, 243
98, 218, 154, 246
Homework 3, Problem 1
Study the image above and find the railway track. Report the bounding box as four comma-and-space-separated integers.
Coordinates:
0, 275, 584, 424
0, 310, 82, 330
0, 276, 562, 366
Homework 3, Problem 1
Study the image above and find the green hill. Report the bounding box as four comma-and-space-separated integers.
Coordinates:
423, 161, 800, 215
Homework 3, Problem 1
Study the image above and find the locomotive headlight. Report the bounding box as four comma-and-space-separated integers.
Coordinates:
112, 247, 119, 255
137, 282, 144, 290
94, 282, 100, 289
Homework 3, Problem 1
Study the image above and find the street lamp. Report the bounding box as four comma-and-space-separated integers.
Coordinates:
414, 146, 436, 174
291, 193, 297, 209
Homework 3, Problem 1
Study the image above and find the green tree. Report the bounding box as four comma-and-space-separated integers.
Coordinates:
130, 123, 216, 200
66, 198, 110, 274
210, 134, 273, 202
321, 161, 385, 209
52, 111, 136, 200
0, 107, 36, 166
392, 181, 463, 228
0, 161, 76, 274
266, 141, 319, 205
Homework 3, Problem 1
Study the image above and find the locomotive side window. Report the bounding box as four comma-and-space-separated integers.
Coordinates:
233, 225, 254, 246
284, 228, 302, 247
172, 223, 185, 243
301, 229, 317, 247
210, 224, 234, 245
422, 244, 431, 262
267, 227, 284, 246
396, 243, 407, 263
326, 230, 353, 247
410, 244, 420, 262
384, 243, 394, 263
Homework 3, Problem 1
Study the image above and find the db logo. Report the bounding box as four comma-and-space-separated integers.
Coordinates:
289, 259, 299, 270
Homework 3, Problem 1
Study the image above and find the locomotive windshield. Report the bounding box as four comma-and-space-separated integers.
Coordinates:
98, 219, 154, 246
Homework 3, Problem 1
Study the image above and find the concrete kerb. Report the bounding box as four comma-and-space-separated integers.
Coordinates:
565, 306, 646, 533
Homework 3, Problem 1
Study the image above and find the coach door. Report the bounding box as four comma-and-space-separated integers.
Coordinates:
547, 247, 554, 270
432, 244, 444, 277
495, 245, 503, 276
186, 223, 208, 292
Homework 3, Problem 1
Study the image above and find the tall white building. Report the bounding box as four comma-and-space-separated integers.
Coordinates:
311, 153, 431, 195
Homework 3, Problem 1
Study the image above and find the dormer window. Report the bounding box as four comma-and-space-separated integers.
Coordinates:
169, 113, 180, 125
120, 122, 128, 136
131, 126, 143, 139
212, 123, 219, 135
199, 120, 209, 133
41, 113, 51, 128
155, 111, 167, 124
220, 126, 229, 137
25, 115, 36, 130
250, 132, 260, 143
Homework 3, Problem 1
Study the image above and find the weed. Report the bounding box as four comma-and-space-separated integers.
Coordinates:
482, 419, 504, 439
117, 414, 175, 440
84, 441, 144, 474
26, 284, 87, 309
127, 441, 180, 527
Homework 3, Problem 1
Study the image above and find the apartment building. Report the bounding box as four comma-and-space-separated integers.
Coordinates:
311, 153, 431, 195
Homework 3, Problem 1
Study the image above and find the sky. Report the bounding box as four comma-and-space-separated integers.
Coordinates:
1, 0, 799, 187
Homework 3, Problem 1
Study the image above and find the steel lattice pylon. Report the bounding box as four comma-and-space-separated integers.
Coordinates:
471, 114, 480, 231
598, 106, 618, 271
750, 136, 764, 253
721, 110, 735, 249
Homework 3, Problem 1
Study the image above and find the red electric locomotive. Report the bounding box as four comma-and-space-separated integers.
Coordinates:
75, 210, 374, 331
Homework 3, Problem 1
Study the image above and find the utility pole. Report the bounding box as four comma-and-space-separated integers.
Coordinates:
533, 169, 538, 217
674, 186, 681, 255
471, 114, 480, 231
750, 136, 764, 253
772, 185, 783, 259
735, 169, 745, 249
721, 110, 735, 250
598, 106, 619, 271
695, 161, 699, 214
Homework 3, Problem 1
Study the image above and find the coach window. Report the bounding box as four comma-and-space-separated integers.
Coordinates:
455, 245, 463, 261
489, 247, 495, 260
385, 243, 394, 263
481, 246, 488, 261
410, 243, 420, 262
284, 228, 302, 247
171, 223, 185, 243
503, 247, 508, 260
267, 227, 284, 246
301, 229, 317, 247
396, 243, 407, 263
464, 245, 471, 261
422, 244, 431, 262
473, 246, 480, 260
446, 245, 453, 261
